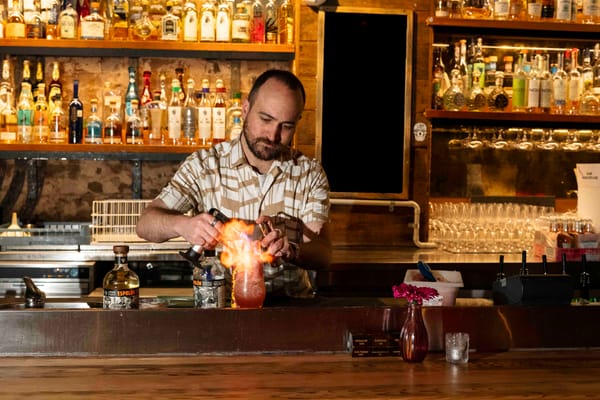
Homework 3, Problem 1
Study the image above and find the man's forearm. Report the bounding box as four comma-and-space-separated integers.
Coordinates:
136, 200, 187, 243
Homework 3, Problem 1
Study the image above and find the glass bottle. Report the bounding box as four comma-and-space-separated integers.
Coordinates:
33, 59, 44, 103
5, 3, 26, 39
17, 82, 34, 144
124, 66, 140, 119
568, 48, 581, 115
226, 91, 243, 139
466, 69, 487, 111
526, 54, 541, 113
102, 81, 122, 123
250, 0, 265, 44
552, 52, 569, 115
140, 70, 153, 107
182, 0, 198, 42
25, 0, 46, 39
461, 0, 492, 18
400, 302, 429, 363
126, 99, 144, 144
540, 0, 554, 18
146, 90, 165, 144
442, 69, 466, 111
277, 0, 293, 44
160, 1, 180, 40
215, 0, 231, 42
431, 47, 448, 110
80, 2, 105, 39
48, 98, 67, 144
175, 66, 186, 101
110, 0, 129, 39
103, 100, 123, 144
487, 71, 509, 111
199, 0, 215, 41
103, 245, 140, 310
196, 78, 212, 146
472, 37, 486, 89
181, 78, 197, 145
129, 0, 143, 38
58, 0, 78, 39
512, 53, 527, 112
0, 92, 18, 144
68, 79, 84, 143
85, 98, 103, 144
167, 78, 182, 145
264, 0, 277, 44
508, 0, 524, 19
526, 0, 543, 20
231, 1, 249, 43
581, 48, 594, 94
494, 0, 510, 19
47, 61, 62, 117
211, 78, 227, 144
555, 0, 572, 21
132, 0, 156, 39
148, 0, 166, 36
580, 83, 600, 115
78, 0, 91, 19
581, 0, 599, 23
21, 59, 33, 90
0, 58, 13, 110
43, 0, 60, 39
33, 83, 49, 143
538, 54, 552, 114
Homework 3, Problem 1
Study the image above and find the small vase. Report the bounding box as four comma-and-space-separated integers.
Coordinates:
400, 302, 429, 362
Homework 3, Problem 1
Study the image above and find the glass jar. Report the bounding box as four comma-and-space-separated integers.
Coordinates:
461, 0, 492, 18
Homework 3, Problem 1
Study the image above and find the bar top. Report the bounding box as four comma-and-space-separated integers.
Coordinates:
0, 349, 597, 399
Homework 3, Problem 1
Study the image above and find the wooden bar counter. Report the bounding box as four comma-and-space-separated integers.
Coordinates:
1, 349, 599, 399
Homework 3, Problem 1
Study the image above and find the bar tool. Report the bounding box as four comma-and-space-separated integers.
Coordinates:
179, 208, 230, 266
23, 276, 46, 308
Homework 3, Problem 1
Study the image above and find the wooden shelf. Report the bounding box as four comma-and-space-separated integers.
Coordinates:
425, 110, 600, 128
0, 38, 296, 60
427, 17, 600, 33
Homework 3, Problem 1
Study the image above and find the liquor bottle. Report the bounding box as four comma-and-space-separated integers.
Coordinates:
277, 0, 293, 45
0, 92, 18, 144
226, 92, 243, 140
48, 98, 67, 143
85, 98, 103, 144
211, 78, 227, 144
110, 0, 129, 39
512, 53, 527, 112
215, 0, 231, 42
102, 81, 122, 122
25, 0, 46, 39
125, 66, 140, 119
508, 0, 524, 19
0, 58, 13, 105
43, 0, 60, 39
182, 0, 198, 42
196, 78, 212, 146
442, 69, 466, 111
17, 82, 34, 144
58, 0, 78, 39
568, 48, 581, 115
103, 245, 140, 310
526, 54, 541, 113
581, 48, 594, 94
33, 59, 44, 103
149, 0, 166, 35
68, 79, 84, 144
461, 0, 492, 18
552, 52, 568, 115
472, 38, 485, 89
264, 0, 277, 44
103, 100, 123, 144
140, 70, 153, 107
129, 0, 143, 37
526, 0, 542, 20
33, 83, 49, 143
147, 90, 165, 144
487, 71, 509, 111
494, 0, 510, 19
539, 54, 552, 114
21, 60, 33, 90
167, 78, 182, 145
48, 61, 62, 117
78, 0, 91, 19
458, 39, 469, 93
579, 83, 599, 115
581, 0, 599, 23
250, 0, 265, 44
5, 3, 26, 39
175, 67, 186, 101
126, 99, 144, 144
231, 2, 249, 43
540, 0, 554, 18
579, 254, 590, 302
466, 69, 487, 111
181, 78, 197, 145
160, 1, 180, 40
132, 0, 156, 39
80, 1, 105, 39
199, 0, 215, 41
555, 0, 572, 21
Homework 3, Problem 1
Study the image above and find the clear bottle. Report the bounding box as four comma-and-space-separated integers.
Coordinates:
80, 1, 104, 40
32, 59, 44, 103
196, 78, 212, 146
47, 61, 62, 117
146, 90, 166, 144
140, 70, 153, 107
211, 78, 227, 144
167, 78, 182, 145
5, 3, 26, 39
508, 0, 525, 19
215, 0, 231, 42
466, 69, 487, 111
487, 71, 509, 111
0, 58, 13, 110
512, 53, 527, 112
160, 1, 180, 40
43, 0, 60, 39
21, 59, 33, 90
48, 98, 67, 144
264, 0, 277, 44
103, 245, 140, 310
33, 83, 49, 143
568, 48, 581, 115
58, 0, 78, 39
182, 0, 198, 42
526, 54, 541, 113
580, 0, 600, 23
85, 98, 103, 144
175, 67, 186, 101
527, 0, 543, 20
199, 0, 215, 41
125, 66, 140, 119
181, 78, 197, 145
102, 81, 122, 123
110, 0, 129, 39
226, 91, 243, 139
581, 48, 594, 94
148, 0, 167, 36
68, 79, 84, 143
442, 69, 466, 111
539, 54, 552, 114
126, 99, 144, 144
231, 2, 249, 43
555, 0, 572, 21
250, 0, 265, 44
132, 0, 156, 39
277, 0, 293, 44
552, 52, 569, 115
494, 0, 510, 19
17, 82, 34, 144
431, 47, 449, 110
103, 100, 123, 144
25, 0, 46, 39
0, 92, 18, 144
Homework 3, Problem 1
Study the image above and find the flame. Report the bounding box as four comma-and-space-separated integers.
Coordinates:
219, 219, 274, 271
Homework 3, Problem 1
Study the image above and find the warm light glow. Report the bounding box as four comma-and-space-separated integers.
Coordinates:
219, 219, 274, 271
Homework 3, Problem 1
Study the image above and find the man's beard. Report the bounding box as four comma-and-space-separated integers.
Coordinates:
243, 129, 289, 161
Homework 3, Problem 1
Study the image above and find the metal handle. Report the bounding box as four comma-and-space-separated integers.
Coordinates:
179, 208, 230, 265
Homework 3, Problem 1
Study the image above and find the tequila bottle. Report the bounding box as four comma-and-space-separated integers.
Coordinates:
167, 78, 182, 145
181, 78, 197, 145
103, 100, 123, 144
68, 79, 84, 144
85, 98, 103, 144
182, 0, 199, 42
110, 0, 129, 39
58, 0, 78, 39
442, 69, 466, 111
264, 0, 276, 44
47, 61, 62, 117
215, 0, 231, 42
526, 54, 541, 113
250, 0, 265, 44
466, 69, 487, 111
132, 0, 156, 39
196, 78, 212, 146
161, 1, 180, 40
539, 54, 552, 114
125, 66, 140, 119
149, 0, 167, 35
199, 0, 215, 41
146, 90, 166, 144
48, 98, 67, 144
552, 52, 569, 115
277, 0, 293, 44
211, 78, 227, 144
103, 245, 140, 310
25, 0, 46, 39
0, 92, 18, 144
5, 3, 26, 39
32, 83, 49, 143
126, 99, 144, 144
487, 71, 509, 111
226, 91, 243, 140
17, 82, 34, 144
231, 2, 249, 43
568, 49, 581, 115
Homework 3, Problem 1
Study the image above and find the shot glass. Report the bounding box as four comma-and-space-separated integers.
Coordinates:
445, 332, 469, 364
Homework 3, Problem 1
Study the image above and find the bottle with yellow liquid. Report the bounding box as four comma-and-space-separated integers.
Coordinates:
103, 245, 140, 310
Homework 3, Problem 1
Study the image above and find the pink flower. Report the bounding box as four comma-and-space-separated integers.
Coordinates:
392, 283, 439, 305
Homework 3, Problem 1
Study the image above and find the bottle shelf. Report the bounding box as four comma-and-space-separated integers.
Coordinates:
0, 39, 295, 60
425, 110, 600, 128
427, 17, 600, 34
0, 144, 206, 161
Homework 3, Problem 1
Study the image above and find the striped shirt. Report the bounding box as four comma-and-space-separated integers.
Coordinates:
157, 137, 330, 297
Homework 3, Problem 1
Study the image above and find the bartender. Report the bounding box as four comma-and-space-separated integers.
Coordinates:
136, 69, 331, 298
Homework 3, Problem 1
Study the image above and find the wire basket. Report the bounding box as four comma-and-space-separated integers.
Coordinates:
91, 199, 151, 243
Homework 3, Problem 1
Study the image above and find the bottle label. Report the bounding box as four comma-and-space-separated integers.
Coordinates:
59, 16, 77, 39
81, 21, 105, 39
103, 288, 140, 309
216, 11, 230, 41
200, 11, 215, 41
197, 106, 211, 139
184, 11, 199, 41
212, 107, 226, 139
